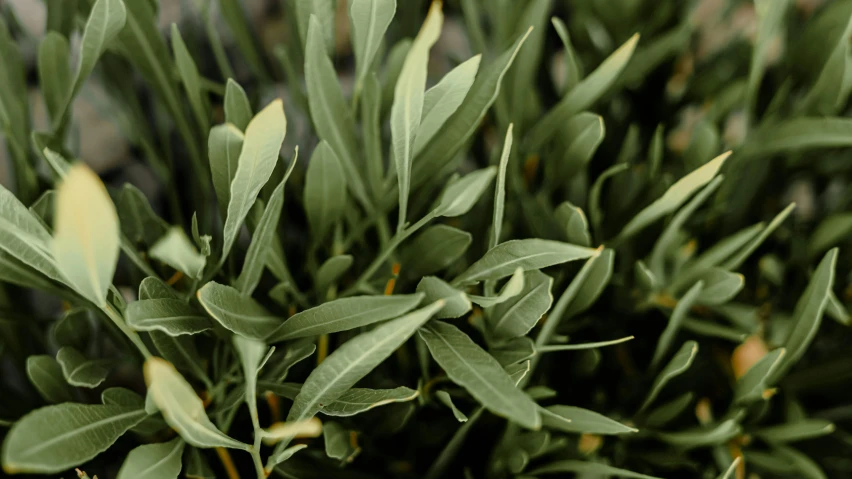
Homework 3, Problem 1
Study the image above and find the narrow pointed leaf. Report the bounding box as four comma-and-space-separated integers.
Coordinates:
171, 24, 208, 133
321, 386, 420, 417
454, 239, 597, 285
37, 32, 71, 123
656, 419, 741, 449
755, 420, 835, 443
468, 267, 525, 308
126, 299, 211, 336
434, 167, 497, 218
304, 142, 347, 240
651, 281, 703, 368
541, 405, 637, 435
640, 341, 698, 412
488, 270, 553, 341
400, 225, 472, 277
150, 228, 206, 280
349, 0, 397, 97
416, 277, 472, 319
224, 79, 252, 131
734, 347, 785, 404
415, 55, 482, 154
315, 255, 354, 294
531, 461, 662, 478
436, 391, 468, 422
197, 282, 282, 340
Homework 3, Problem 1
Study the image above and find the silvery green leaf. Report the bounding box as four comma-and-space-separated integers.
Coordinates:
56, 346, 111, 388
436, 390, 468, 422
349, 0, 396, 98
315, 255, 354, 294
412, 28, 532, 191
491, 336, 536, 366
651, 281, 703, 368
723, 203, 795, 270
639, 341, 698, 412
506, 360, 531, 385
468, 267, 525, 308
615, 152, 730, 242
419, 320, 540, 429
197, 282, 282, 340
287, 301, 444, 421
670, 223, 764, 293
541, 405, 636, 435
696, 269, 744, 306
117, 437, 184, 479
400, 225, 472, 277
0, 182, 61, 283
170, 24, 208, 133
530, 460, 662, 479
236, 155, 295, 295
826, 289, 850, 326
54, 164, 121, 306
295, 0, 335, 53
416, 277, 472, 319
807, 213, 852, 260
755, 420, 835, 443
454, 239, 597, 285
304, 15, 370, 208
555, 202, 591, 247
491, 124, 514, 248
391, 2, 443, 228
1, 403, 146, 474
488, 270, 553, 341
234, 335, 268, 425
117, 184, 169, 247
222, 99, 287, 261
37, 32, 71, 123
224, 79, 252, 131
320, 386, 419, 417
126, 299, 211, 336
26, 355, 73, 403
150, 228, 206, 280
801, 11, 852, 114
266, 444, 308, 469
561, 248, 614, 319
54, 0, 127, 125
304, 142, 347, 241
149, 333, 207, 383
362, 73, 385, 196
528, 34, 639, 149
415, 54, 482, 155
184, 446, 216, 479
644, 393, 694, 428
139, 276, 178, 300
144, 357, 247, 450
102, 387, 167, 437
265, 339, 316, 382
770, 248, 837, 383
268, 294, 424, 342
323, 421, 355, 460
538, 336, 633, 352
53, 308, 90, 350
434, 167, 496, 218
557, 113, 605, 178
656, 419, 741, 449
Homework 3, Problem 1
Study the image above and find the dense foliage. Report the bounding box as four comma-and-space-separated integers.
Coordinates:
1, 0, 851, 478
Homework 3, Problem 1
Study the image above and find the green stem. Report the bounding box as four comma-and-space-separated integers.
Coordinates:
102, 304, 152, 359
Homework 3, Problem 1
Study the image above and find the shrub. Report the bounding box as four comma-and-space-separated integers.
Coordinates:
0, 0, 850, 478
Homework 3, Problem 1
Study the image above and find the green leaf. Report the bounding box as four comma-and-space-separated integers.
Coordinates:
26, 355, 73, 403
589, 163, 629, 233
418, 320, 541, 429
117, 184, 169, 247
102, 387, 167, 437
491, 124, 514, 247
506, 360, 531, 385
349, 0, 397, 98
391, 2, 443, 228
140, 276, 178, 300
615, 152, 730, 242
236, 156, 296, 295
323, 421, 354, 460
197, 282, 282, 341
217, 0, 268, 80
491, 336, 536, 366
656, 420, 742, 449
454, 239, 597, 285
222, 99, 287, 261
150, 228, 206, 280
755, 420, 835, 443
184, 446, 216, 478
295, 0, 335, 53
562, 248, 614, 319
807, 214, 852, 260
54, 164, 120, 306
224, 79, 252, 131
304, 142, 347, 240
266, 339, 316, 381
801, 10, 852, 114
541, 405, 637, 435
724, 203, 795, 271
644, 393, 694, 428
400, 225, 472, 277
651, 281, 703, 368
266, 444, 307, 469
55, 0, 127, 125
361, 73, 385, 197
320, 386, 419, 417
268, 294, 424, 342
415, 55, 482, 155
775, 445, 828, 479
739, 118, 852, 159
126, 299, 211, 336
411, 28, 532, 191
488, 270, 553, 341
0, 183, 61, 283
287, 301, 444, 421
117, 437, 184, 479
304, 15, 370, 208
695, 269, 744, 305
770, 248, 838, 383
416, 277, 472, 319
537, 336, 633, 352
436, 391, 468, 422
434, 167, 497, 218
556, 113, 605, 178
734, 347, 785, 404
528, 34, 639, 149
234, 335, 268, 427
551, 17, 582, 91
37, 32, 71, 123
208, 124, 245, 216
468, 267, 525, 308
56, 346, 111, 388
170, 24, 208, 134
555, 202, 592, 247
315, 255, 354, 294
1, 403, 146, 474
530, 460, 662, 478
144, 357, 247, 450
639, 341, 698, 412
